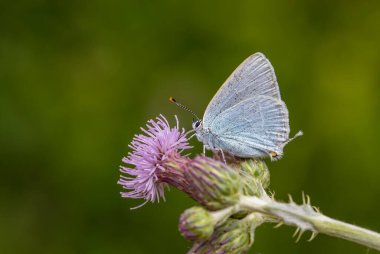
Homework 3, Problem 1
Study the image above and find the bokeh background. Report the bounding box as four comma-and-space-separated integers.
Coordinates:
1, 0, 380, 253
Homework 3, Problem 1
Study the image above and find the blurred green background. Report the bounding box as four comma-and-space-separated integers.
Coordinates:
1, 0, 380, 253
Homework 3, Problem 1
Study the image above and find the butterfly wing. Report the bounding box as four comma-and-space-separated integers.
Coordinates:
203, 52, 281, 128
209, 96, 290, 158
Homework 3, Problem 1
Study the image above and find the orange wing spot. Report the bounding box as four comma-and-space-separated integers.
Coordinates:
270, 152, 278, 157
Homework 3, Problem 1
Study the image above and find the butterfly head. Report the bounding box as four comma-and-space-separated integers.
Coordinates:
192, 119, 202, 131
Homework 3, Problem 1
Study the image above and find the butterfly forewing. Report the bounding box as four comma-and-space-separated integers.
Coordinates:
203, 53, 281, 128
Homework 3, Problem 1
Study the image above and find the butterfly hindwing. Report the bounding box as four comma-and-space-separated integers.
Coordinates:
209, 96, 290, 158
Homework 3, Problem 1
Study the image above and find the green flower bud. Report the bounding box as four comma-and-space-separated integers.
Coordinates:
189, 216, 258, 254
185, 156, 241, 211
240, 159, 270, 197
179, 206, 215, 241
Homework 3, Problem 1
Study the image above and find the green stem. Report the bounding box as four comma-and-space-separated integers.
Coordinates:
210, 205, 240, 224
313, 215, 380, 251
239, 195, 380, 251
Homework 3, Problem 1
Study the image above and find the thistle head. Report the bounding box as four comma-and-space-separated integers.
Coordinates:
188, 218, 254, 254
179, 206, 215, 241
185, 156, 242, 211
240, 159, 270, 197
118, 115, 191, 207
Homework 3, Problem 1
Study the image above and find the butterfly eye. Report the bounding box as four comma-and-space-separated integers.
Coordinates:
193, 120, 201, 129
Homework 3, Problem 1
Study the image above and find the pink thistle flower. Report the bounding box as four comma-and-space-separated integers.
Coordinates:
118, 115, 192, 207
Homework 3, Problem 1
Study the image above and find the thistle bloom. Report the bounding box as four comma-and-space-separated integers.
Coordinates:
118, 115, 191, 206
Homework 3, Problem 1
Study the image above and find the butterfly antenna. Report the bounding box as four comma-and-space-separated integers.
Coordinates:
169, 97, 200, 121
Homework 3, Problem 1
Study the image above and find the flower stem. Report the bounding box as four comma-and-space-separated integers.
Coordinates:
312, 215, 380, 251
239, 196, 380, 251
211, 205, 239, 223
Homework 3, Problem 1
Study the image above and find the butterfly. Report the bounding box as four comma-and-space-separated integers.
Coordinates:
172, 52, 302, 160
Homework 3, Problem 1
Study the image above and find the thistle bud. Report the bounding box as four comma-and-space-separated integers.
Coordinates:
179, 206, 215, 241
188, 218, 255, 254
240, 159, 270, 197
185, 156, 241, 211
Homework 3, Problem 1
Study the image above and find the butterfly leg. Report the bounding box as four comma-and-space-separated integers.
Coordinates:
203, 145, 225, 163
216, 148, 227, 164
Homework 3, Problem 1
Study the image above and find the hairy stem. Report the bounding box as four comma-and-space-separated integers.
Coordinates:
239, 195, 380, 251
312, 215, 380, 251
